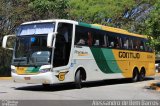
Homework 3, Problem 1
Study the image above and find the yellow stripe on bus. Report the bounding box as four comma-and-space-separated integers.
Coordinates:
112, 49, 155, 78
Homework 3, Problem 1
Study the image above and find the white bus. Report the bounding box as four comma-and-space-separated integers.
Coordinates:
2, 19, 155, 88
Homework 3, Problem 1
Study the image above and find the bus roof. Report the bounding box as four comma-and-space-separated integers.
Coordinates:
78, 22, 147, 39
21, 19, 78, 25
20, 19, 147, 39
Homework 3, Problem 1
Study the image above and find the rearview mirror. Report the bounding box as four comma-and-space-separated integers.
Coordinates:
2, 35, 16, 50
47, 32, 57, 48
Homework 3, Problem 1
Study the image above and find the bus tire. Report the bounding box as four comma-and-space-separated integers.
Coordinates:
132, 68, 139, 82
75, 70, 82, 89
139, 69, 145, 81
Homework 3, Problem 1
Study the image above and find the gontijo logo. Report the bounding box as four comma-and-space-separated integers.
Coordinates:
119, 51, 140, 59
55, 71, 69, 81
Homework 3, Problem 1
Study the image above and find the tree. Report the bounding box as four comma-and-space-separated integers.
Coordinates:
68, 0, 160, 53
28, 0, 69, 20
0, 0, 31, 76
0, 0, 69, 76
143, 0, 160, 53
68, 0, 136, 24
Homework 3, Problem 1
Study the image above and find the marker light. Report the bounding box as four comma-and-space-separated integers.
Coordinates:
39, 68, 51, 73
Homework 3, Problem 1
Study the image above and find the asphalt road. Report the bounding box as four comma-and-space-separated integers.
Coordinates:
0, 76, 160, 101
1, 75, 160, 106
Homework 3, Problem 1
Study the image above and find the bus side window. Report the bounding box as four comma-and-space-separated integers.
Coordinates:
115, 37, 121, 49
144, 41, 147, 52
127, 38, 133, 50
94, 39, 99, 46
133, 39, 139, 50
87, 32, 93, 46
93, 30, 106, 47
137, 40, 141, 51
93, 34, 99, 47
75, 26, 87, 46
145, 41, 153, 52
140, 40, 144, 51
109, 35, 121, 48
119, 37, 123, 49
148, 47, 153, 52
108, 35, 114, 48
77, 38, 86, 45
103, 34, 108, 47
122, 38, 129, 49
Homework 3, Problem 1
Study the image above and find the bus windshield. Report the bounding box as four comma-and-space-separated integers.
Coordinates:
13, 35, 52, 66
12, 22, 55, 66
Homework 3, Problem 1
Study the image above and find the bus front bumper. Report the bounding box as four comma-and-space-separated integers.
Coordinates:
11, 72, 54, 84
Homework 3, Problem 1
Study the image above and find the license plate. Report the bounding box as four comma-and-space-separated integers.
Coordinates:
24, 77, 30, 80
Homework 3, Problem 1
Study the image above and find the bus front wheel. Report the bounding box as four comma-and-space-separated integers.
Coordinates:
42, 84, 51, 88
75, 70, 82, 89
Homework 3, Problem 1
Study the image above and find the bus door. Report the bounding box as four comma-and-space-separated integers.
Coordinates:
53, 23, 73, 67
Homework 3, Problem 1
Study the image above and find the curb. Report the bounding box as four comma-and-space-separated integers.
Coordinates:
148, 82, 160, 91
0, 77, 12, 80
156, 73, 160, 76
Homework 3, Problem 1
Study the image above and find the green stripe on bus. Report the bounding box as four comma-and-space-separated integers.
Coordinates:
91, 25, 102, 30
90, 47, 113, 73
101, 49, 121, 73
90, 47, 121, 73
78, 22, 102, 30
79, 22, 91, 28
26, 67, 40, 73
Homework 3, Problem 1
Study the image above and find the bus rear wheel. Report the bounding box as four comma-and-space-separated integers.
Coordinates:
75, 70, 82, 89
139, 70, 145, 81
132, 68, 139, 82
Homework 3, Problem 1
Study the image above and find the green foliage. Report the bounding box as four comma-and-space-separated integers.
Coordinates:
68, 0, 135, 24
68, 0, 159, 53
143, 0, 160, 53
0, 0, 69, 76
29, 0, 69, 19
0, 0, 29, 76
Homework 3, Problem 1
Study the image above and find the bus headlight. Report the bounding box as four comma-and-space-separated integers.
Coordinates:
39, 68, 51, 73
11, 69, 16, 73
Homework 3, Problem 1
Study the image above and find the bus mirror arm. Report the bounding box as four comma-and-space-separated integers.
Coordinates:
52, 37, 56, 49
47, 32, 57, 70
